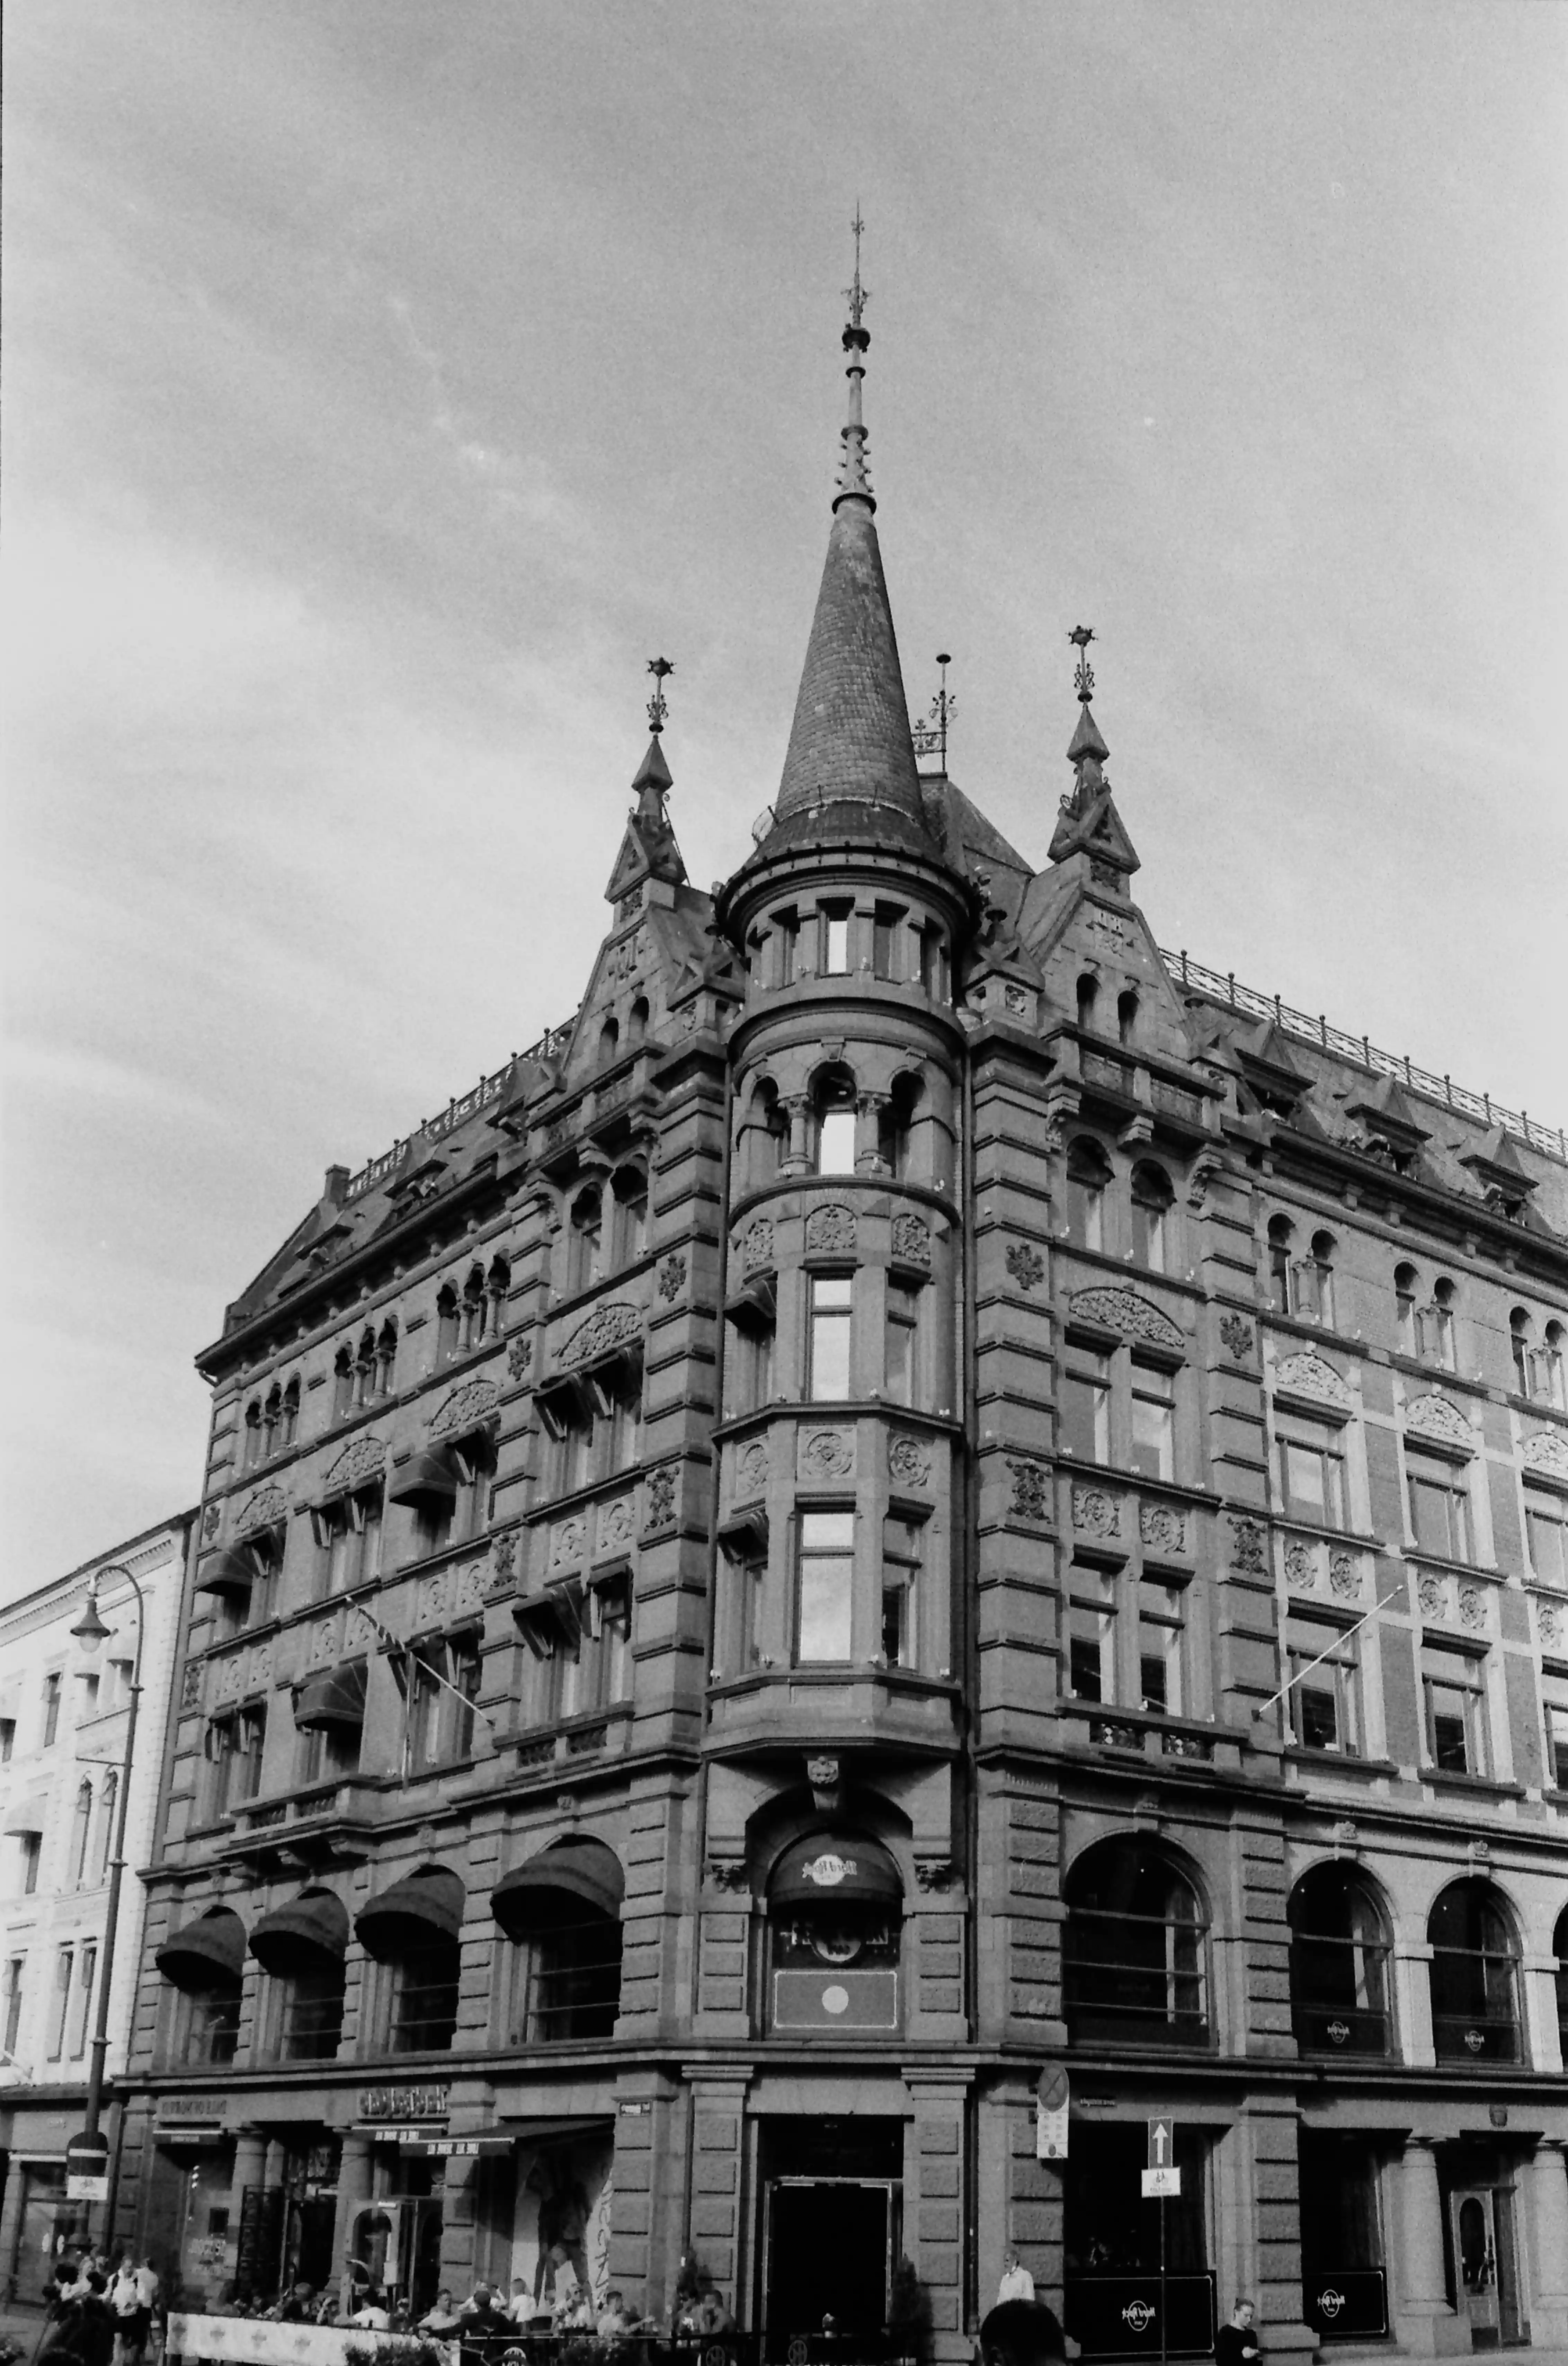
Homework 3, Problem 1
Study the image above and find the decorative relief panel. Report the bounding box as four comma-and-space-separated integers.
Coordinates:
236, 1482, 290, 1538
1229, 1515, 1267, 1575
595, 1493, 636, 1557
1404, 1393, 1476, 1453
1072, 1485, 1122, 1539
416, 1560, 485, 1627
491, 1530, 517, 1583
1329, 1551, 1360, 1601
1218, 1314, 1254, 1362
891, 1213, 931, 1268
799, 1427, 855, 1482
740, 1219, 775, 1272
305, 1615, 344, 1669
202, 1504, 221, 1541
1523, 1431, 1568, 1483
345, 1605, 380, 1655
1416, 1572, 1447, 1621
562, 1301, 642, 1367
1139, 1501, 1187, 1555
1273, 1353, 1353, 1411
1283, 1538, 1315, 1591
1067, 1288, 1183, 1354
431, 1377, 501, 1438
549, 1519, 589, 1575
1458, 1585, 1487, 1633
644, 1465, 677, 1532
321, 1435, 386, 1495
1009, 1459, 1052, 1522
805, 1203, 857, 1255
507, 1334, 533, 1381
657, 1253, 687, 1302
249, 1640, 275, 1690
1006, 1243, 1046, 1292
1539, 1599, 1562, 1651
734, 1438, 769, 1500
181, 1661, 204, 1712
888, 1434, 931, 1488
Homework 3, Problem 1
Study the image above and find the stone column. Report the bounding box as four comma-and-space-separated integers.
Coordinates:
1525, 2145, 1568, 2348
1395, 1945, 1436, 2067
610, 2069, 689, 2321
681, 2068, 753, 2315
903, 2067, 972, 2340
330, 2134, 374, 2304
782, 1098, 812, 1177
1391, 2139, 1462, 2355
438, 2153, 480, 2295
855, 1093, 890, 1175
230, 2126, 266, 2212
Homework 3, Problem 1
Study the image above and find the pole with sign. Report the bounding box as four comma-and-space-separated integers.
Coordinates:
1036, 2066, 1069, 2160
1143, 2123, 1179, 2366
65, 2130, 112, 2206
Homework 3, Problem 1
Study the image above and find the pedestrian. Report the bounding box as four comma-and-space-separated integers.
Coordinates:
997, 2255, 1035, 2305
1216, 2299, 1261, 2366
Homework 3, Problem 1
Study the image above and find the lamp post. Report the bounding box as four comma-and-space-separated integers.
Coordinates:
69, 1563, 145, 2241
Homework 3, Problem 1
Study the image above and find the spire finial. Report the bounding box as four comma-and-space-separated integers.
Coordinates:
912, 652, 956, 772
1069, 624, 1096, 704
834, 208, 875, 512
845, 203, 869, 331
646, 655, 674, 735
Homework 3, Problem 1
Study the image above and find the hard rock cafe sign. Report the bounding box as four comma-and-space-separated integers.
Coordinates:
802, 1853, 856, 1887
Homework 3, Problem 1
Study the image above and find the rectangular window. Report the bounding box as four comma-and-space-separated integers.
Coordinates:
406, 1635, 482, 1768
1526, 1492, 1568, 1589
21, 1833, 41, 1895
70, 1944, 97, 2058
918, 926, 947, 1000
80, 1674, 99, 1718
872, 904, 904, 980
776, 910, 800, 989
730, 1322, 775, 1417
1544, 1678, 1568, 1791
1407, 1450, 1472, 1563
1130, 1361, 1176, 1482
297, 1717, 361, 1787
798, 1511, 855, 1663
42, 1673, 62, 1749
1138, 1580, 1185, 1715
210, 1708, 266, 1817
884, 1281, 919, 1405
47, 1948, 72, 2059
808, 1274, 854, 1400
2, 1959, 22, 2054
822, 907, 851, 974
1422, 1644, 1487, 1776
1286, 1614, 1360, 1753
737, 1556, 766, 1669
817, 1107, 857, 1175
0, 1719, 13, 1764
881, 1518, 920, 1669
1279, 1424, 1346, 1528
1062, 1347, 1112, 1464
1067, 1574, 1116, 1705
318, 1488, 383, 1596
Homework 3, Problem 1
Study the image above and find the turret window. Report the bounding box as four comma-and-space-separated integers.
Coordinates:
797, 1511, 855, 1662
1130, 1163, 1174, 1273
918, 926, 948, 1000
817, 1108, 856, 1175
873, 903, 905, 979
880, 1518, 921, 1668
821, 905, 852, 974
884, 1280, 919, 1404
808, 1274, 853, 1399
1065, 1139, 1112, 1254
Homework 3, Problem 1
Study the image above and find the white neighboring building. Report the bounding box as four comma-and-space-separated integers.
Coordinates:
0, 1513, 194, 2303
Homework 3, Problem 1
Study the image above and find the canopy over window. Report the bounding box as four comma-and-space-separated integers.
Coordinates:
293, 1661, 367, 1734
249, 1889, 350, 1975
386, 1450, 459, 1508
157, 1911, 246, 1990
3, 1796, 49, 1838
770, 1832, 903, 1911
194, 1549, 257, 1600
357, 1867, 465, 1959
491, 1837, 625, 1936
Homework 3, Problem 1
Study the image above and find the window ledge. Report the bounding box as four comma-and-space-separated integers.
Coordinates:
1283, 1747, 1400, 1778
1406, 1548, 1494, 1583
1056, 1455, 1220, 1510
1417, 1768, 1524, 1798
1274, 1513, 1383, 1552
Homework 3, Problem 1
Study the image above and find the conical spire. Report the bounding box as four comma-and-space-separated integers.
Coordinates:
773, 218, 924, 828
1047, 626, 1140, 882
605, 657, 685, 903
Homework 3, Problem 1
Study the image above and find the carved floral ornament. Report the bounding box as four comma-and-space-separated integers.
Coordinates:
1523, 1431, 1568, 1484
431, 1377, 500, 1438
235, 1482, 290, 1538
1006, 1243, 1046, 1292
805, 1203, 857, 1255
1139, 1501, 1185, 1554
740, 1219, 775, 1273
735, 1438, 769, 1499
657, 1253, 687, 1302
888, 1433, 931, 1488
1403, 1393, 1476, 1453
800, 1427, 855, 1481
1066, 1287, 1183, 1355
890, 1212, 931, 1268
561, 1300, 642, 1367
320, 1435, 386, 1495
507, 1334, 533, 1381
1273, 1352, 1353, 1412
1074, 1485, 1121, 1538
1008, 1458, 1051, 1521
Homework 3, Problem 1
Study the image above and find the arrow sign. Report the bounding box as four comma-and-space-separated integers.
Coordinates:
1147, 2119, 1173, 2169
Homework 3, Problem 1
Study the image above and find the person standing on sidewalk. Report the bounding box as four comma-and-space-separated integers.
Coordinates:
1215, 2298, 1261, 2366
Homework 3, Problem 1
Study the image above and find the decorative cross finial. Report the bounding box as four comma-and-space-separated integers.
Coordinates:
1069, 624, 1096, 704
845, 204, 869, 331
646, 655, 674, 734
911, 653, 956, 769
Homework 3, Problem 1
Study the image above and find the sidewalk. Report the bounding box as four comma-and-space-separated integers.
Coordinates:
0, 2302, 48, 2361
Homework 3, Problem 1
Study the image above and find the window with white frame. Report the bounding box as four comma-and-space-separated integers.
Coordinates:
1061, 1343, 1112, 1464
1542, 1671, 1568, 1790
1130, 1164, 1174, 1274
884, 1278, 919, 1405
880, 1518, 920, 1669
1137, 1580, 1186, 1715
1129, 1360, 1176, 1482
1422, 1643, 1488, 1776
2, 1957, 23, 2054
796, 1511, 854, 1663
1066, 1139, 1112, 1255
1066, 1567, 1117, 1704
70, 1944, 97, 2058
1407, 1447, 1472, 1563
820, 903, 852, 975
47, 1947, 73, 2058
1285, 1613, 1360, 1753
808, 1273, 854, 1400
1277, 1414, 1346, 1528
1526, 1487, 1568, 1589
816, 1074, 857, 1175
314, 1483, 384, 1596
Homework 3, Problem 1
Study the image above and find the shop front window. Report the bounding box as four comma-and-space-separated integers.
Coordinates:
1063, 2121, 1213, 2359
1063, 1839, 1208, 2047
1299, 2134, 1388, 2341
1289, 1864, 1392, 2055
1428, 1880, 1521, 2063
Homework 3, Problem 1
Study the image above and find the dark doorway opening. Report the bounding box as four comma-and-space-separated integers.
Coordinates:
758, 2118, 903, 2358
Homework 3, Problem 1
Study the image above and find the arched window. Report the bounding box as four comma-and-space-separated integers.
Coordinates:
374, 1319, 398, 1396
244, 1402, 262, 1468
1288, 1863, 1392, 2055
353, 1328, 376, 1408
877, 1074, 923, 1181
1427, 1879, 1520, 2063
1117, 988, 1139, 1047
1065, 1139, 1112, 1255
743, 1077, 786, 1193
597, 1015, 620, 1068
569, 1184, 604, 1295
487, 1257, 510, 1336
1298, 1230, 1336, 1328
332, 1347, 355, 1422
1431, 1278, 1457, 1371
612, 1167, 648, 1268
1063, 1840, 1208, 2047
493, 1838, 625, 2044
1510, 1309, 1534, 1398
1545, 1322, 1567, 1412
1268, 1215, 1294, 1314
280, 1376, 300, 1447
1130, 1164, 1174, 1274
435, 1283, 461, 1364
155, 1906, 245, 2067
262, 1385, 282, 1458
71, 1780, 93, 1888
1076, 974, 1099, 1033
815, 1067, 858, 1177
1394, 1263, 1420, 1354
1554, 1906, 1568, 2065
628, 996, 649, 1046
96, 1773, 117, 1880
764, 1831, 903, 2033
357, 1867, 465, 2056
251, 1887, 349, 2063
459, 1265, 487, 1353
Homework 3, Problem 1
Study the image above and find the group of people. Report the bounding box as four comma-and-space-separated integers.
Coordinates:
38, 2251, 162, 2366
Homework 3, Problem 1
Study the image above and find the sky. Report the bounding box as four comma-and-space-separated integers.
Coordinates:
2, 0, 1565, 1591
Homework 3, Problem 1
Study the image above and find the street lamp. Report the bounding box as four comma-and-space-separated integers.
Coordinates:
69, 1561, 144, 2238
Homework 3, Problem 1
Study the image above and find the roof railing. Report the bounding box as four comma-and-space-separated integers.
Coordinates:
342, 1016, 577, 1202
1161, 946, 1565, 1164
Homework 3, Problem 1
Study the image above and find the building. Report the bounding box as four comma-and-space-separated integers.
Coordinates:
114, 272, 1568, 2362
0, 1517, 194, 2301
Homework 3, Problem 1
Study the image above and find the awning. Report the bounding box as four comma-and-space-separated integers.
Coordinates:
386, 1450, 458, 1508
248, 1891, 350, 1974
156, 1913, 247, 1990
293, 1661, 367, 1732
492, 1838, 625, 1935
194, 1548, 256, 1599
770, 1832, 903, 1910
356, 1868, 465, 1959
3, 1795, 49, 1838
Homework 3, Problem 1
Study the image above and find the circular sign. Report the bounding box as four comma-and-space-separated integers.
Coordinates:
1122, 2301, 1156, 2336
1319, 2290, 1345, 2320
1464, 2028, 1485, 2053
787, 2341, 809, 2365
821, 1984, 850, 2015
1326, 2020, 1350, 2046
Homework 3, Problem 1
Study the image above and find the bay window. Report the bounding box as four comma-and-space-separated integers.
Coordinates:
797, 1512, 854, 1662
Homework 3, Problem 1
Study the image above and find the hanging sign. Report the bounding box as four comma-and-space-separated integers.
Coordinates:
1036, 2066, 1069, 2160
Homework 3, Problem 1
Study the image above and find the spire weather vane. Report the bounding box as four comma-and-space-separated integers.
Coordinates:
845, 204, 869, 330
912, 652, 956, 768
1069, 624, 1096, 704
646, 655, 674, 735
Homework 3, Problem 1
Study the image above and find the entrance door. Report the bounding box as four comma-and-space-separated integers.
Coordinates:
765, 2180, 892, 2349
12, 2167, 73, 2307
1451, 2188, 1526, 2349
